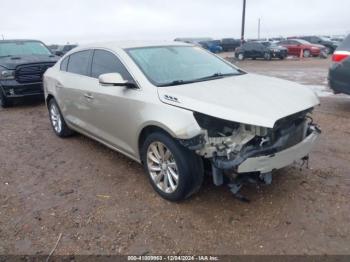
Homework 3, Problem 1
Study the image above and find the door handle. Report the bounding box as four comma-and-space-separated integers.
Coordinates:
84, 93, 94, 100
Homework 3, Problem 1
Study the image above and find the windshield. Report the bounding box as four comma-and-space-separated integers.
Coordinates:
126, 46, 241, 86
320, 37, 330, 41
0, 41, 52, 57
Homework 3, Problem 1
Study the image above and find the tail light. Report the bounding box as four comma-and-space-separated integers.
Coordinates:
332, 51, 350, 62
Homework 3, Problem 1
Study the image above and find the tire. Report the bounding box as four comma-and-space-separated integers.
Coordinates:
279, 56, 285, 60
303, 49, 311, 58
320, 51, 328, 59
0, 90, 13, 108
141, 131, 204, 202
324, 47, 331, 55
264, 52, 272, 60
48, 98, 74, 137
237, 53, 244, 61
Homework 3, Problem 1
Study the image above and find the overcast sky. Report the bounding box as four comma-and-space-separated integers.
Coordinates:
1, 0, 349, 44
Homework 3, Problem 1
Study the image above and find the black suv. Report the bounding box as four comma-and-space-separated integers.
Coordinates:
0, 40, 58, 107
235, 41, 288, 61
329, 34, 350, 95
221, 38, 241, 52
298, 36, 338, 54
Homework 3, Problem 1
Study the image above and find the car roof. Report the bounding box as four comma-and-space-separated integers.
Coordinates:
73, 41, 192, 51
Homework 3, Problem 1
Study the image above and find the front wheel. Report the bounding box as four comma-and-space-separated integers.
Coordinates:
264, 52, 272, 60
237, 53, 245, 61
48, 98, 74, 137
141, 132, 204, 202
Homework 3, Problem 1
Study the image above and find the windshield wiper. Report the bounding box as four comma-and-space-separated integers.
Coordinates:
193, 72, 240, 82
0, 55, 11, 58
159, 72, 241, 87
158, 80, 192, 87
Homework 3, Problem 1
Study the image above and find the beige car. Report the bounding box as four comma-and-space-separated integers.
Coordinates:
44, 41, 321, 201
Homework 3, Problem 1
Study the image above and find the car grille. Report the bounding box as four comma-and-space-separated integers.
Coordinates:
15, 63, 55, 84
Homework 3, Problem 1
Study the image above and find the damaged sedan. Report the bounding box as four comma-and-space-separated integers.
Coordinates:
43, 41, 321, 201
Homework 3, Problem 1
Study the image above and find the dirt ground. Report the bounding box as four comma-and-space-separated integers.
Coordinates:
0, 57, 349, 255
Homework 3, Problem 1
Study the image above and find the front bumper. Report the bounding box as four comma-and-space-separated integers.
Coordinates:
272, 50, 287, 58
0, 80, 44, 98
237, 128, 320, 173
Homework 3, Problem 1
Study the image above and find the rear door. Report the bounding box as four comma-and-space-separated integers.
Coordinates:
56, 50, 95, 130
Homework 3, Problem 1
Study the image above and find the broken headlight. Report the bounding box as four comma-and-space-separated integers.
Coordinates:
193, 112, 240, 137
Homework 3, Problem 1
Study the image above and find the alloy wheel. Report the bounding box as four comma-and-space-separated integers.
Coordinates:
325, 47, 331, 55
303, 50, 311, 58
50, 103, 62, 134
147, 142, 179, 194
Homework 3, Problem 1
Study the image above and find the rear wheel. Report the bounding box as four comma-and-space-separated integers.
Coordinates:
48, 98, 74, 137
141, 132, 204, 202
303, 49, 311, 58
0, 90, 13, 108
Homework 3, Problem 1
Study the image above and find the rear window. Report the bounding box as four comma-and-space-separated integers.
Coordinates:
338, 34, 350, 51
67, 50, 91, 76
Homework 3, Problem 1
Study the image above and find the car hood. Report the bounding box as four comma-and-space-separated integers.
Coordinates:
157, 73, 319, 128
0, 55, 59, 69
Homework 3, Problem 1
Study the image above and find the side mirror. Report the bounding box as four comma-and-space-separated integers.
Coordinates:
55, 51, 63, 56
99, 73, 136, 88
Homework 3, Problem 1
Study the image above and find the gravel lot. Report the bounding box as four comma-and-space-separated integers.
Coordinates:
0, 57, 349, 255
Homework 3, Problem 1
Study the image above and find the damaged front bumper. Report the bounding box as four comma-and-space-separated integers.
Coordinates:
211, 124, 321, 174
182, 111, 321, 179
236, 126, 320, 173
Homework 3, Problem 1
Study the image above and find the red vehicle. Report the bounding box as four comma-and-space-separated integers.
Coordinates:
277, 39, 325, 57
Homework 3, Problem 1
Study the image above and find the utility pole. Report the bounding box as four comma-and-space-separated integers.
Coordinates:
258, 18, 261, 40
240, 0, 246, 46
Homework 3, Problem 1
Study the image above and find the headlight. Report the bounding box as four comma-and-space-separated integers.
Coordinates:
0, 67, 15, 80
193, 112, 240, 137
